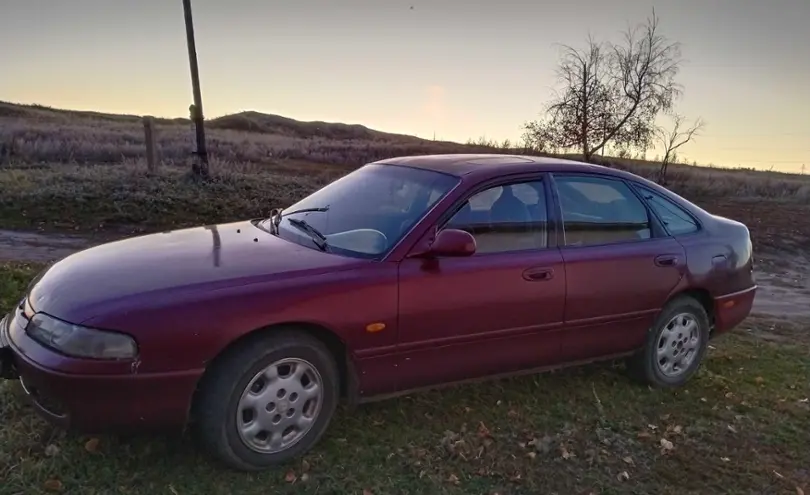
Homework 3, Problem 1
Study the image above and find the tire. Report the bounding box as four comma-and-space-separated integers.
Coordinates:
192, 330, 340, 471
627, 295, 710, 388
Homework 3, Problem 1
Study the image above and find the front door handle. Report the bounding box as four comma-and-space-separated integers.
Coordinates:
654, 254, 680, 267
523, 267, 554, 281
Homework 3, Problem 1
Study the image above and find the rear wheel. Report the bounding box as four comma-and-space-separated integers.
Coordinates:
627, 296, 710, 388
192, 330, 339, 471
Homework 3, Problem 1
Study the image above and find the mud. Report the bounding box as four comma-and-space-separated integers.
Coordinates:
751, 253, 810, 318
0, 229, 808, 319
0, 229, 97, 263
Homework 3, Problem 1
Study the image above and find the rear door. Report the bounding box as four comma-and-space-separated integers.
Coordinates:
551, 173, 686, 361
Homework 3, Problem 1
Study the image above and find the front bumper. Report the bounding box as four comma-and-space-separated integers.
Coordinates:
0, 316, 17, 379
1, 310, 203, 433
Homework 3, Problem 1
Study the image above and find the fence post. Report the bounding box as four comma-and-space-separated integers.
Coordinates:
143, 116, 158, 173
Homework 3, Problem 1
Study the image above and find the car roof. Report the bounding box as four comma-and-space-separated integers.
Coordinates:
373, 153, 712, 223
373, 153, 614, 179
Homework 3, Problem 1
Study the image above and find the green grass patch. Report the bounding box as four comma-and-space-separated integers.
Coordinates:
1, 268, 809, 495
0, 162, 343, 234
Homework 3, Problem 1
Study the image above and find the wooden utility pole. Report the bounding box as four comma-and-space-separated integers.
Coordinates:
142, 116, 159, 173
182, 0, 209, 177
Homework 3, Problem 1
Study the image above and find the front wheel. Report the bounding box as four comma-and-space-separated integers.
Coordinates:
192, 330, 340, 471
627, 295, 710, 388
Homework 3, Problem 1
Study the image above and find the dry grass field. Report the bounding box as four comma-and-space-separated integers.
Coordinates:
1, 100, 809, 237
1, 101, 809, 494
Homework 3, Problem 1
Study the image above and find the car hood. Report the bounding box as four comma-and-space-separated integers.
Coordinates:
27, 220, 366, 323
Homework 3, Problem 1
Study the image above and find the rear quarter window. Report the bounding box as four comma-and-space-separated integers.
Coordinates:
636, 186, 700, 235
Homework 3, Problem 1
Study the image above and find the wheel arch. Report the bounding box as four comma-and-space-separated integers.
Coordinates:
188, 321, 356, 424
668, 287, 715, 329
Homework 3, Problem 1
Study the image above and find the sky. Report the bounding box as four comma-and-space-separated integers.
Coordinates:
1, 0, 808, 172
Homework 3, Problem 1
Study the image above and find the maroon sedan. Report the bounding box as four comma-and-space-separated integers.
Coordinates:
0, 154, 756, 470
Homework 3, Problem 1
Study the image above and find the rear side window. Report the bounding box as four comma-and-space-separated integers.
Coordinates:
636, 187, 700, 235
555, 175, 652, 247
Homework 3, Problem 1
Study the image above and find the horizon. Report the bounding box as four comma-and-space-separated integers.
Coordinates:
1, 0, 808, 173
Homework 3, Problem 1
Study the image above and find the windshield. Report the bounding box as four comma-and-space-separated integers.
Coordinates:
265, 164, 459, 258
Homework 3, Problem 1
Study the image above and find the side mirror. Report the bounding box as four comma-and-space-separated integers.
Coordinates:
412, 228, 476, 258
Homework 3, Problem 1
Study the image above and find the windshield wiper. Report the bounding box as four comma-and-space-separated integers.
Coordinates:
270, 206, 329, 235
287, 218, 329, 251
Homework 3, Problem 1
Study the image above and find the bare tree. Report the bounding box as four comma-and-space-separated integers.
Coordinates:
523, 9, 683, 162
656, 114, 705, 184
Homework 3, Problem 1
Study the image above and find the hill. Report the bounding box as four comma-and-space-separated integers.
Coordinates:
0, 100, 432, 144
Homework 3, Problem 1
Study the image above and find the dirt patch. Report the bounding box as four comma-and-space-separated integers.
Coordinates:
0, 229, 98, 263
752, 253, 810, 319
698, 199, 810, 256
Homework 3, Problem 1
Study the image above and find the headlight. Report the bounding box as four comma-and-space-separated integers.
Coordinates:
26, 313, 138, 360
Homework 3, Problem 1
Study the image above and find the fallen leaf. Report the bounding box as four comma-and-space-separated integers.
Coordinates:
660, 438, 674, 452
527, 451, 537, 459
478, 421, 491, 438
84, 438, 100, 453
622, 456, 634, 465
721, 457, 730, 462
447, 474, 460, 485
300, 473, 310, 482
528, 436, 553, 453
44, 444, 60, 457
617, 471, 630, 481
43, 479, 63, 492
284, 471, 297, 483
672, 425, 683, 434
727, 425, 738, 434
754, 376, 765, 384
560, 445, 574, 459
647, 424, 658, 430
797, 487, 805, 495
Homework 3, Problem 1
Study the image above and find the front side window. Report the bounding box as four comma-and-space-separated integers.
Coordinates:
555, 175, 651, 247
635, 186, 700, 235
444, 180, 548, 254
265, 164, 459, 258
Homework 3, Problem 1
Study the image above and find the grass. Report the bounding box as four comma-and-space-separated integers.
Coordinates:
0, 161, 345, 233
1, 264, 809, 494
1, 157, 809, 237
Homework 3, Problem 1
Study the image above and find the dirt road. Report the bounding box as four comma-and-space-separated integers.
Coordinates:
1, 228, 808, 319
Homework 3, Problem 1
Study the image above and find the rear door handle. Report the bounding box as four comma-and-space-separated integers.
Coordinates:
654, 254, 680, 267
523, 267, 554, 281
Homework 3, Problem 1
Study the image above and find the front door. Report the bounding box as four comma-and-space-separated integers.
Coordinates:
551, 173, 686, 361
396, 177, 567, 392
